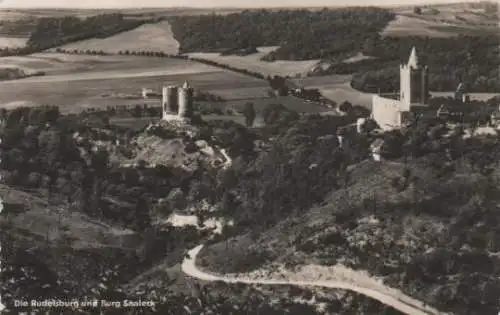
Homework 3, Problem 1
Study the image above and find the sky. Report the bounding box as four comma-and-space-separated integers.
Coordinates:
0, 0, 475, 9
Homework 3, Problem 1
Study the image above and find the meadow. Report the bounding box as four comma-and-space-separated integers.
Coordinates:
186, 46, 320, 77
0, 53, 200, 75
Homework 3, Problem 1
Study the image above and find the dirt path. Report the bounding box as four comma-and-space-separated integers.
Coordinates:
182, 244, 451, 315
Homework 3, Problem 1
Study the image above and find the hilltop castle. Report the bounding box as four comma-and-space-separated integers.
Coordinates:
371, 47, 430, 130
162, 81, 194, 122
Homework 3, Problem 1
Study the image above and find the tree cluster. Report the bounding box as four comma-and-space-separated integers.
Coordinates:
214, 111, 359, 230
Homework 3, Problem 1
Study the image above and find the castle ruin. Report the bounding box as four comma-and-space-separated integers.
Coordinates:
162, 81, 194, 122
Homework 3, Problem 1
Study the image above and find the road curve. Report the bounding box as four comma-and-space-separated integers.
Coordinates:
182, 245, 450, 315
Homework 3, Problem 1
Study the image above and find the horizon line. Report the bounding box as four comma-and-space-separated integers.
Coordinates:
0, 1, 487, 10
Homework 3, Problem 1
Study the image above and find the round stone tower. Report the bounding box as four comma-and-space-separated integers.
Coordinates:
162, 85, 178, 119
178, 81, 194, 119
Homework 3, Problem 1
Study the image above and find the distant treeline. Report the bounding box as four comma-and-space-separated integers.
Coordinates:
168, 8, 395, 60
0, 14, 150, 56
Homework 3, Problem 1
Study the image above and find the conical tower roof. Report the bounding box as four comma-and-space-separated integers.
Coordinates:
407, 46, 419, 68
182, 81, 191, 89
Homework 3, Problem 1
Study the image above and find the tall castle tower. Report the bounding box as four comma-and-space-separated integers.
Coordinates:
372, 46, 431, 131
399, 46, 429, 111
178, 81, 194, 119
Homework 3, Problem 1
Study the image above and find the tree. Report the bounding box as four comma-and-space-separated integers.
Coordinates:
242, 102, 256, 127
262, 104, 299, 126
339, 101, 353, 113
413, 6, 422, 15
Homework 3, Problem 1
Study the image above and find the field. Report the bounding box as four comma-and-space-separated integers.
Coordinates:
54, 21, 180, 55
382, 3, 499, 37
0, 53, 203, 75
0, 36, 28, 48
0, 53, 315, 114
186, 47, 320, 77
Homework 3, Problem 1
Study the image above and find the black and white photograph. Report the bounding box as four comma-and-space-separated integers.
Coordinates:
0, 0, 499, 314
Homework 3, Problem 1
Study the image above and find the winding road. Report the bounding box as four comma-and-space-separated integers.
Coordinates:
182, 244, 451, 315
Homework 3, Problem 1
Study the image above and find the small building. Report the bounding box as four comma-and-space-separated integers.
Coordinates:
454, 83, 470, 103
435, 103, 465, 123
490, 105, 500, 127
141, 88, 154, 99
436, 104, 450, 120
356, 118, 366, 133
370, 138, 385, 162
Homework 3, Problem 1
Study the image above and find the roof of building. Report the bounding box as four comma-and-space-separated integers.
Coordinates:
437, 104, 450, 113
456, 82, 466, 93
408, 46, 419, 69
370, 138, 385, 149
182, 81, 191, 89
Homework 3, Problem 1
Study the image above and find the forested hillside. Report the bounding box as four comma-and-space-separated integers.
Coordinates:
168, 8, 395, 59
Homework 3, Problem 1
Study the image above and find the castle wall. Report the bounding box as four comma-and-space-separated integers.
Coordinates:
372, 95, 402, 130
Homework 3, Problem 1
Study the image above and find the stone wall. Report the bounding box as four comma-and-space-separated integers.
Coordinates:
372, 95, 402, 130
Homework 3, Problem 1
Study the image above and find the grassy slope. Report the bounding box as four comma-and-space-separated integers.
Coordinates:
55, 21, 180, 55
